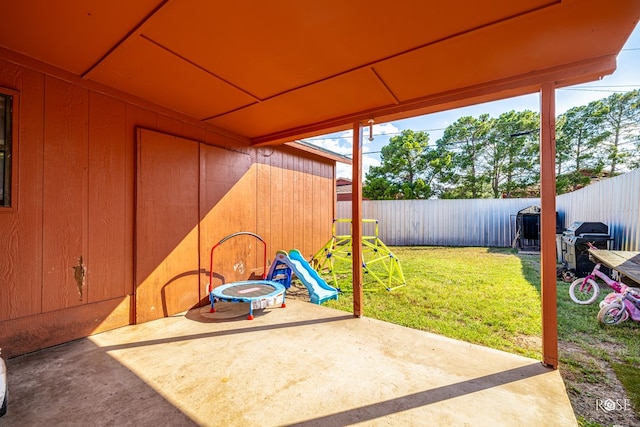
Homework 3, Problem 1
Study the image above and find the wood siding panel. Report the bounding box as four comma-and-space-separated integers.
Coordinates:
311, 164, 321, 253
291, 157, 304, 253
200, 144, 256, 288
88, 92, 128, 302
0, 58, 337, 356
323, 163, 334, 249
136, 129, 200, 323
0, 297, 131, 359
282, 153, 295, 252
303, 157, 314, 256
253, 148, 335, 259
0, 62, 44, 320
125, 105, 158, 298
42, 76, 89, 312
180, 122, 205, 145
255, 158, 271, 262
269, 150, 284, 254
156, 113, 183, 139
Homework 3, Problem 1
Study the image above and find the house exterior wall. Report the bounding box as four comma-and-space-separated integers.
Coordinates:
0, 59, 335, 357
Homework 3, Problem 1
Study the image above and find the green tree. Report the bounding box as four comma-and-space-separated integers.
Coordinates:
363, 130, 439, 199
555, 104, 608, 193
554, 114, 571, 177
436, 114, 493, 198
594, 89, 640, 175
485, 110, 540, 198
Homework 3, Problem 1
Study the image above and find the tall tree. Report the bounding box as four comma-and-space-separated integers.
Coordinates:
363, 130, 439, 199
555, 104, 608, 193
554, 114, 571, 177
484, 110, 539, 198
593, 89, 640, 175
436, 114, 493, 198
632, 133, 640, 170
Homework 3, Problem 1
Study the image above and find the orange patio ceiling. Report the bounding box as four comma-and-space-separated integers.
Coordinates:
0, 0, 638, 145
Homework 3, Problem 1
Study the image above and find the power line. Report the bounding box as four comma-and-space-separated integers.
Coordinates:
301, 128, 447, 142
302, 88, 639, 142
565, 85, 640, 88
305, 119, 639, 143
560, 88, 640, 93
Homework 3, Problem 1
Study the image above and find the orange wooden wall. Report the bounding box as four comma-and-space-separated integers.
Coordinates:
0, 58, 336, 357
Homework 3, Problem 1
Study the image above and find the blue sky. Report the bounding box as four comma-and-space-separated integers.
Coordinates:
303, 23, 640, 179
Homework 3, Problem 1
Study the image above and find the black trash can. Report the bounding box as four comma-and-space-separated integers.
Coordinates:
561, 222, 611, 277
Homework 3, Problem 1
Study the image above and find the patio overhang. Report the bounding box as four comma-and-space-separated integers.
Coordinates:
0, 1, 637, 145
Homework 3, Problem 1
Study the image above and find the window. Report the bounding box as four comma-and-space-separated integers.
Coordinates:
0, 93, 11, 207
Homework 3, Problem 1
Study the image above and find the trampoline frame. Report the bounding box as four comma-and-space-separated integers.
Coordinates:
207, 232, 286, 319
210, 280, 286, 320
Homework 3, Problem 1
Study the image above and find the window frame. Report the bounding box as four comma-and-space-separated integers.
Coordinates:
0, 86, 18, 211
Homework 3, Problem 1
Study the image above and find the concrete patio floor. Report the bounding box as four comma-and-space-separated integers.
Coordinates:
4, 299, 576, 426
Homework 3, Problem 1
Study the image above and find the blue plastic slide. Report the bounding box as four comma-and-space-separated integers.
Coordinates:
268, 249, 339, 304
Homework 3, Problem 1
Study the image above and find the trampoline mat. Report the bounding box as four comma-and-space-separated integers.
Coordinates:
212, 280, 285, 301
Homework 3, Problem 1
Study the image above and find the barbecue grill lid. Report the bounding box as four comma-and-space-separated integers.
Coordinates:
563, 221, 608, 236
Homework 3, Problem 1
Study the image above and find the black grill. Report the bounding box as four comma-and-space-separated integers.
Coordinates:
561, 221, 611, 276
563, 221, 608, 236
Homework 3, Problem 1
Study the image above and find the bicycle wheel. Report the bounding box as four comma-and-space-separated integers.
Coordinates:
569, 278, 599, 304
597, 301, 629, 325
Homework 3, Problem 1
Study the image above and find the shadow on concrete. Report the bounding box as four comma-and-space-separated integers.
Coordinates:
284, 363, 550, 427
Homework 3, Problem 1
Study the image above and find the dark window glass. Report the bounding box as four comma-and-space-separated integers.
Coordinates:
0, 94, 12, 207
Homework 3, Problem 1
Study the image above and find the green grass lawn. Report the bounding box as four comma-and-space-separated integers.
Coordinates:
316, 246, 639, 424
323, 246, 543, 358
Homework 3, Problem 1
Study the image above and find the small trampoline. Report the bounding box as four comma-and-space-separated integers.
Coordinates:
210, 280, 285, 320
207, 232, 286, 320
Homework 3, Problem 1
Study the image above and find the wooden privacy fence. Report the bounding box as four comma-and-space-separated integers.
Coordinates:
336, 169, 640, 250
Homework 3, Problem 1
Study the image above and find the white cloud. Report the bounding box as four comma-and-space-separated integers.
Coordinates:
308, 122, 399, 180
336, 154, 380, 180
365, 122, 400, 137
336, 162, 351, 179
362, 155, 381, 175
308, 136, 345, 156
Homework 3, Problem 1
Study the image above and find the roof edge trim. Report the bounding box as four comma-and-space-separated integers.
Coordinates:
285, 140, 352, 164
250, 54, 617, 146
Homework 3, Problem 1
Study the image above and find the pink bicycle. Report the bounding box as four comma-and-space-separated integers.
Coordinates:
568, 262, 631, 305
597, 287, 640, 325
568, 242, 636, 305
